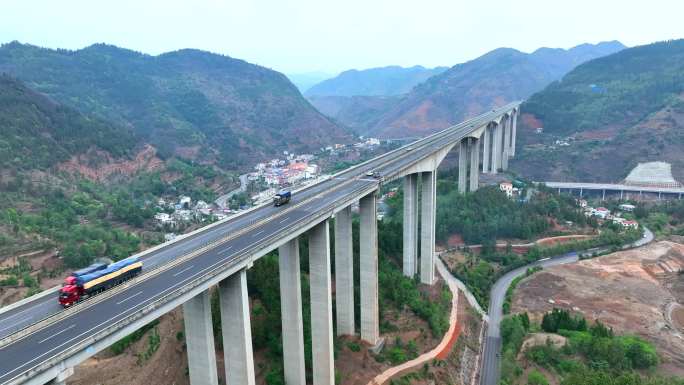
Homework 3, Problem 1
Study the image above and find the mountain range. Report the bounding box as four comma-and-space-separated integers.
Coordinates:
309, 41, 625, 138
305, 65, 447, 97
0, 42, 350, 169
511, 39, 684, 182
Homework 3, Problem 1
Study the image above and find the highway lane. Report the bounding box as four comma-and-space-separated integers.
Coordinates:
0, 178, 377, 384
0, 118, 450, 337
480, 227, 654, 385
0, 102, 519, 339
0, 102, 520, 383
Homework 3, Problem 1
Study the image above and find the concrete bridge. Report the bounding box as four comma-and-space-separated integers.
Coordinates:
545, 181, 684, 200
0, 102, 520, 385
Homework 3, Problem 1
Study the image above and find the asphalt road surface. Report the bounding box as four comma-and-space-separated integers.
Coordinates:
0, 103, 521, 384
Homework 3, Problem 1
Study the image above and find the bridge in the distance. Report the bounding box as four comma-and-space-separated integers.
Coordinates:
545, 181, 684, 200
0, 102, 520, 385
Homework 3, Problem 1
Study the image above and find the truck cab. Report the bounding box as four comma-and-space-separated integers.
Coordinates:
273, 190, 291, 206
58, 284, 81, 307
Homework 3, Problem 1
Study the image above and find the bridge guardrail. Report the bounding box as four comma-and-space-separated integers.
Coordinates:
9, 180, 379, 385
0, 176, 368, 349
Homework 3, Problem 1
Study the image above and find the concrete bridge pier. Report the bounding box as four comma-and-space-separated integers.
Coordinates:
502, 116, 511, 171
469, 136, 480, 192
309, 220, 335, 385
482, 125, 491, 173
458, 139, 468, 193
278, 239, 306, 385
183, 291, 219, 385
491, 123, 501, 173
360, 193, 379, 345
335, 206, 355, 337
420, 170, 436, 284
459, 137, 481, 193
402, 174, 419, 277
219, 270, 256, 385
510, 109, 518, 156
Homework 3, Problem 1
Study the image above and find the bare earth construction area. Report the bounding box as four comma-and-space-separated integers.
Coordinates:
511, 240, 684, 376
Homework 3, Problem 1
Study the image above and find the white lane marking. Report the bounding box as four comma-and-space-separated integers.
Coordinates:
278, 217, 290, 224
115, 291, 144, 305
172, 265, 195, 277
5, 176, 381, 382
251, 230, 265, 238
1, 300, 54, 323
2, 153, 435, 380
0, 317, 31, 332
219, 246, 233, 254
3, 238, 259, 382
38, 324, 75, 344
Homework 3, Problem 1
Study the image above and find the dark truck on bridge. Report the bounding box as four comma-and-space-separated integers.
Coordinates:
273, 190, 291, 206
58, 257, 143, 307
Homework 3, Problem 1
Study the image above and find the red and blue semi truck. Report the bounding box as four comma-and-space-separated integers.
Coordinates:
58, 257, 143, 307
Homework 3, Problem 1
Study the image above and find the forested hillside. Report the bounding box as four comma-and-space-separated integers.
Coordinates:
512, 39, 684, 182
0, 75, 136, 170
368, 41, 624, 138
0, 42, 350, 168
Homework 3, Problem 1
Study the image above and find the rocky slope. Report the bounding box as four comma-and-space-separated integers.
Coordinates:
512, 39, 684, 182
367, 41, 625, 138
0, 42, 351, 168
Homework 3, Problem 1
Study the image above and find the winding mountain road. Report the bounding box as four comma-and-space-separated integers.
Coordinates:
479, 227, 653, 385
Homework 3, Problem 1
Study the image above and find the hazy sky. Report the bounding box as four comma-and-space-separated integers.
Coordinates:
1, 0, 683, 74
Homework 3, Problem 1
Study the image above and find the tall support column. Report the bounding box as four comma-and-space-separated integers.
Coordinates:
420, 171, 436, 285
510, 109, 518, 156
309, 220, 334, 385
220, 270, 256, 385
491, 123, 501, 173
278, 239, 306, 385
482, 126, 490, 173
469, 137, 480, 192
403, 174, 419, 277
458, 139, 468, 193
183, 291, 219, 385
502, 116, 511, 170
334, 206, 355, 336
360, 193, 379, 345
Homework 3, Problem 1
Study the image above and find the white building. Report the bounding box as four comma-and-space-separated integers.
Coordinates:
500, 182, 513, 197
619, 204, 636, 212
622, 220, 639, 230
179, 196, 192, 208
592, 207, 610, 219
154, 213, 172, 223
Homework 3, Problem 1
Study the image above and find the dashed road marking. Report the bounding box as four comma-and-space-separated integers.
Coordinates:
116, 291, 144, 305
38, 324, 74, 344
172, 265, 195, 277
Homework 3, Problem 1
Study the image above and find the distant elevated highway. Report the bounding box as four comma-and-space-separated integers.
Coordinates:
544, 181, 684, 200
